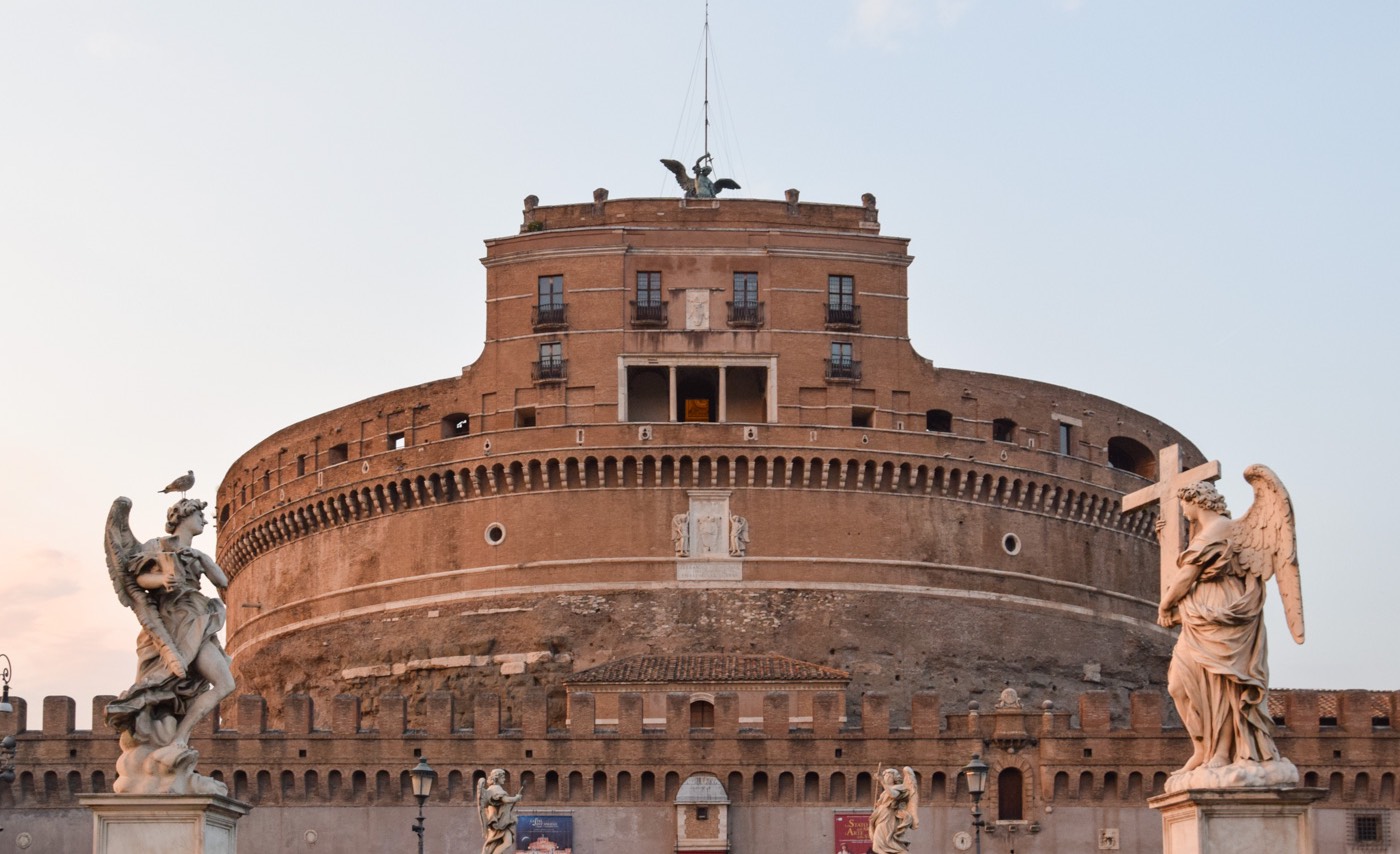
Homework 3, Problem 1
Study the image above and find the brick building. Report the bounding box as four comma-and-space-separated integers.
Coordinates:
0, 190, 1393, 851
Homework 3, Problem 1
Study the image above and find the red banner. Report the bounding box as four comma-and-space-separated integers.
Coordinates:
834, 812, 873, 854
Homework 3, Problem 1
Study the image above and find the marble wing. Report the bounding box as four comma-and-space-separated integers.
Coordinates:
660, 159, 692, 192
475, 776, 487, 831
1231, 464, 1304, 643
903, 766, 919, 829
104, 497, 188, 677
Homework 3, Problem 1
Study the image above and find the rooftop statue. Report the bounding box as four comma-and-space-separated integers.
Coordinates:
1126, 455, 1305, 792
870, 765, 918, 853
661, 154, 741, 199
103, 493, 235, 795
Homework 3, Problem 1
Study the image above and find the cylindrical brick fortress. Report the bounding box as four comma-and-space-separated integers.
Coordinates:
216, 196, 1202, 721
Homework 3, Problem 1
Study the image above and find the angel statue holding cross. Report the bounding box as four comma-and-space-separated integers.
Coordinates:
1125, 449, 1305, 793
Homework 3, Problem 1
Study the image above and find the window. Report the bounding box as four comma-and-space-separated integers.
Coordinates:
327, 443, 348, 465
633, 271, 665, 325
1107, 436, 1156, 478
826, 274, 859, 327
534, 275, 566, 328
690, 700, 715, 729
534, 342, 564, 382
926, 409, 952, 432
729, 272, 761, 327
388, 431, 406, 451
1350, 812, 1387, 847
992, 418, 1017, 443
826, 342, 859, 380
851, 406, 874, 427
1058, 422, 1073, 455
296, 454, 307, 477
997, 768, 1024, 821
515, 407, 537, 428
696, 806, 709, 821
441, 413, 470, 438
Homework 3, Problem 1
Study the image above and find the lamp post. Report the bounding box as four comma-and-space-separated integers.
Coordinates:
409, 757, 436, 854
961, 753, 990, 854
0, 653, 14, 714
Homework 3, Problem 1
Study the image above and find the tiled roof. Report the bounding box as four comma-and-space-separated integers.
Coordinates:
565, 654, 850, 685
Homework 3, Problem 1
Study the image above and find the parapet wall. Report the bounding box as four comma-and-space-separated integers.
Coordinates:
2, 688, 1396, 810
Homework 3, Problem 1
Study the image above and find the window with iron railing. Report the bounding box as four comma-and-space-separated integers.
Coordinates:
826, 342, 860, 380
533, 342, 565, 382
632, 271, 667, 326
728, 272, 763, 327
534, 275, 567, 328
826, 275, 860, 327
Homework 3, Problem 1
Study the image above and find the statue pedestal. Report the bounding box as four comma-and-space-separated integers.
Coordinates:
1149, 787, 1326, 854
79, 794, 251, 854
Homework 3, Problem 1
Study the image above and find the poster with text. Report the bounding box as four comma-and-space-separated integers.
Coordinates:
516, 815, 574, 854
834, 811, 872, 854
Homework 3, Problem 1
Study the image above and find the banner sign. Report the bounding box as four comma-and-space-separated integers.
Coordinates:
834, 811, 873, 853
516, 815, 574, 853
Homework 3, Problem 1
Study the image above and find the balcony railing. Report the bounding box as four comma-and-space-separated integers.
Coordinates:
825, 359, 862, 382
630, 300, 669, 327
532, 304, 568, 330
825, 304, 861, 329
726, 301, 764, 328
532, 358, 567, 383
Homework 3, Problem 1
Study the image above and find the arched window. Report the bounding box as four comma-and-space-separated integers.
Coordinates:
992, 418, 1017, 443
997, 768, 1023, 820
441, 413, 470, 438
690, 699, 715, 729
1107, 436, 1156, 477
926, 409, 953, 432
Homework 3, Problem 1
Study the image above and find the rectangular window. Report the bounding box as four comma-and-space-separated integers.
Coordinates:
296, 454, 307, 476
636, 271, 661, 307
537, 275, 563, 308
1059, 422, 1073, 455
535, 341, 564, 381
827, 275, 854, 309
830, 341, 853, 367
733, 272, 758, 307
388, 431, 406, 451
515, 406, 537, 428
327, 443, 349, 465
827, 341, 859, 380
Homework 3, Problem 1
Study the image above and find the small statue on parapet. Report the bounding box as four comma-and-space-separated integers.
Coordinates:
661, 153, 741, 199
103, 489, 235, 795
871, 765, 918, 853
476, 769, 526, 854
1124, 449, 1305, 792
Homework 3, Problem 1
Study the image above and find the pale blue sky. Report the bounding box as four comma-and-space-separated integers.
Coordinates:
1, 1, 1396, 726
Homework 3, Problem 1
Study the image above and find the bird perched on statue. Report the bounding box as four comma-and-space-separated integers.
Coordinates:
160, 470, 195, 496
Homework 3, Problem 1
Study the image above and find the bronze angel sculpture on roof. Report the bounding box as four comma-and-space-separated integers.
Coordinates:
104, 495, 235, 795
1156, 465, 1304, 792
661, 154, 740, 199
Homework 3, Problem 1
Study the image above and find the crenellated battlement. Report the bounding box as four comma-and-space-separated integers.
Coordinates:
3, 688, 1396, 810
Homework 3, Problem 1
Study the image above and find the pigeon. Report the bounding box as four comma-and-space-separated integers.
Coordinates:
160, 470, 195, 495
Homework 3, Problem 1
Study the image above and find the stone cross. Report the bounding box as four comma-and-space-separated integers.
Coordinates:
1121, 444, 1221, 603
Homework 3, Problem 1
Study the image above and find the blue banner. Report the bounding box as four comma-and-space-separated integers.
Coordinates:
516, 815, 574, 853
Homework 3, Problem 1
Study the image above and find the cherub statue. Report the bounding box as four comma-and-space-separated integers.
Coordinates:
103, 496, 235, 795
870, 766, 918, 853
660, 154, 741, 199
1156, 466, 1304, 792
476, 769, 525, 854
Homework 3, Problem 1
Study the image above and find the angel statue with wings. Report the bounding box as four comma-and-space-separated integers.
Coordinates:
476, 768, 525, 854
870, 766, 919, 853
103, 496, 235, 795
1155, 466, 1305, 792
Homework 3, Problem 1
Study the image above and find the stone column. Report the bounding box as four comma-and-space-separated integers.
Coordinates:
1149, 787, 1326, 854
79, 794, 251, 854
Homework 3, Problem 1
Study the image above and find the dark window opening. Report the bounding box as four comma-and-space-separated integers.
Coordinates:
219, 504, 230, 525
1107, 436, 1157, 478
534, 342, 565, 382
690, 700, 715, 729
1352, 813, 1385, 845
626, 367, 670, 422
677, 367, 718, 423
993, 418, 1017, 443
926, 409, 952, 432
728, 272, 762, 327
441, 413, 470, 438
826, 274, 859, 327
1059, 422, 1073, 455
388, 431, 406, 451
533, 274, 566, 328
997, 767, 1024, 821
632, 271, 666, 325
327, 443, 348, 465
851, 406, 874, 428
696, 806, 709, 821
1374, 715, 1391, 728
827, 342, 859, 381
1320, 716, 1338, 727
296, 454, 307, 477
725, 366, 768, 423
515, 407, 537, 428
262, 471, 271, 491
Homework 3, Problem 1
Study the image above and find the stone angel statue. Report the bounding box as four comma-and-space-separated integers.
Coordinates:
1157, 465, 1304, 792
870, 765, 918, 853
476, 768, 525, 854
660, 154, 741, 199
103, 496, 235, 795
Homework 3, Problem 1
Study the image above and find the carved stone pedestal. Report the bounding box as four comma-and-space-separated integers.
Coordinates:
1149, 787, 1326, 854
79, 793, 251, 854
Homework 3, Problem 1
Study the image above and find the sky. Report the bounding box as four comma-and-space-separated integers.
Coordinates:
0, 1, 1396, 728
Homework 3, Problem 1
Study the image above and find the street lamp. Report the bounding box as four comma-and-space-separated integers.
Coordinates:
409, 757, 436, 854
961, 753, 990, 854
0, 654, 14, 714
